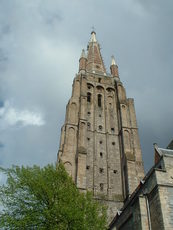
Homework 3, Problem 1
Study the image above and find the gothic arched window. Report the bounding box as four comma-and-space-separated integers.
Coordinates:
98, 94, 102, 107
87, 92, 91, 102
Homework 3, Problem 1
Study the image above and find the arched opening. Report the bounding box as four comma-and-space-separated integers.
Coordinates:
106, 87, 115, 93
98, 94, 102, 107
87, 83, 94, 89
87, 92, 91, 102
69, 102, 77, 124
124, 130, 131, 151
96, 85, 104, 92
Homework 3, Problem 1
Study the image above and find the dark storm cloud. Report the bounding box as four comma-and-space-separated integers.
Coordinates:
0, 142, 4, 148
0, 0, 172, 173
129, 0, 173, 171
0, 101, 4, 107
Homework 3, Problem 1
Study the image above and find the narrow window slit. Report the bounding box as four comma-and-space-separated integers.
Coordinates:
99, 168, 104, 173
98, 94, 102, 107
87, 92, 91, 102
99, 125, 102, 130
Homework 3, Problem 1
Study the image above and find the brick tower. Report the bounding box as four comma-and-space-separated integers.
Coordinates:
58, 31, 144, 220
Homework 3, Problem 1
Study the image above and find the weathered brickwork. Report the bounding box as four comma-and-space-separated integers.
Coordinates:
58, 31, 144, 222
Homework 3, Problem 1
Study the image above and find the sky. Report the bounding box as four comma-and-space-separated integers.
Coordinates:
0, 0, 173, 183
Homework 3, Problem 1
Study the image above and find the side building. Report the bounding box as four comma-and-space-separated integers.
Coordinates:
109, 143, 173, 230
57, 31, 144, 221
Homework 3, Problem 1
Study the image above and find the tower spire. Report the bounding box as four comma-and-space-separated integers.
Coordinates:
86, 31, 106, 74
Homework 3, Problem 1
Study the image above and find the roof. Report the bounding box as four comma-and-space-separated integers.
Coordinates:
158, 147, 173, 156
167, 140, 173, 150
109, 143, 173, 229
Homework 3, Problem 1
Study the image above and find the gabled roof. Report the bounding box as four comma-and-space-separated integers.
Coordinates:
158, 147, 173, 156
167, 140, 173, 150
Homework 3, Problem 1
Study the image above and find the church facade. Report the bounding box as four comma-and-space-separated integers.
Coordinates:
57, 31, 144, 221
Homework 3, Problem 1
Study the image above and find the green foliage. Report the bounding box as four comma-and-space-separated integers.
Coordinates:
0, 163, 107, 229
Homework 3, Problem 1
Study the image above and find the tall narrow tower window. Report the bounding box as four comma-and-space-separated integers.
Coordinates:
98, 94, 102, 107
87, 92, 91, 102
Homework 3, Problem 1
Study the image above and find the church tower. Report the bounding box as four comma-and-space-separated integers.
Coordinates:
58, 31, 144, 220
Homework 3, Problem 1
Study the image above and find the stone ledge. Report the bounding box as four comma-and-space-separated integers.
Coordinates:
78, 147, 87, 154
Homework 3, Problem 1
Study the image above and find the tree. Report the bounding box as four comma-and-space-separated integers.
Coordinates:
0, 163, 107, 229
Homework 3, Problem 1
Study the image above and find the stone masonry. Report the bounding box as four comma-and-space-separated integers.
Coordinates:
109, 144, 173, 230
57, 31, 144, 221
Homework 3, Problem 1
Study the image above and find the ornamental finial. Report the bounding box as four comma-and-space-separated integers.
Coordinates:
90, 27, 97, 42
111, 55, 117, 66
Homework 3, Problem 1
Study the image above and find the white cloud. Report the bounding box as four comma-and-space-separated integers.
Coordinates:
0, 101, 45, 128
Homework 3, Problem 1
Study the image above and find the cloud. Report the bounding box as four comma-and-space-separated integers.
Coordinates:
0, 101, 45, 128
0, 0, 172, 173
0, 142, 4, 148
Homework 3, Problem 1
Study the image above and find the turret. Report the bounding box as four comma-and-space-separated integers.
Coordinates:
79, 49, 87, 73
110, 55, 119, 77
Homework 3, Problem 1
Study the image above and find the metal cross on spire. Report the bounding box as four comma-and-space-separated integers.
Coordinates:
91, 26, 96, 34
